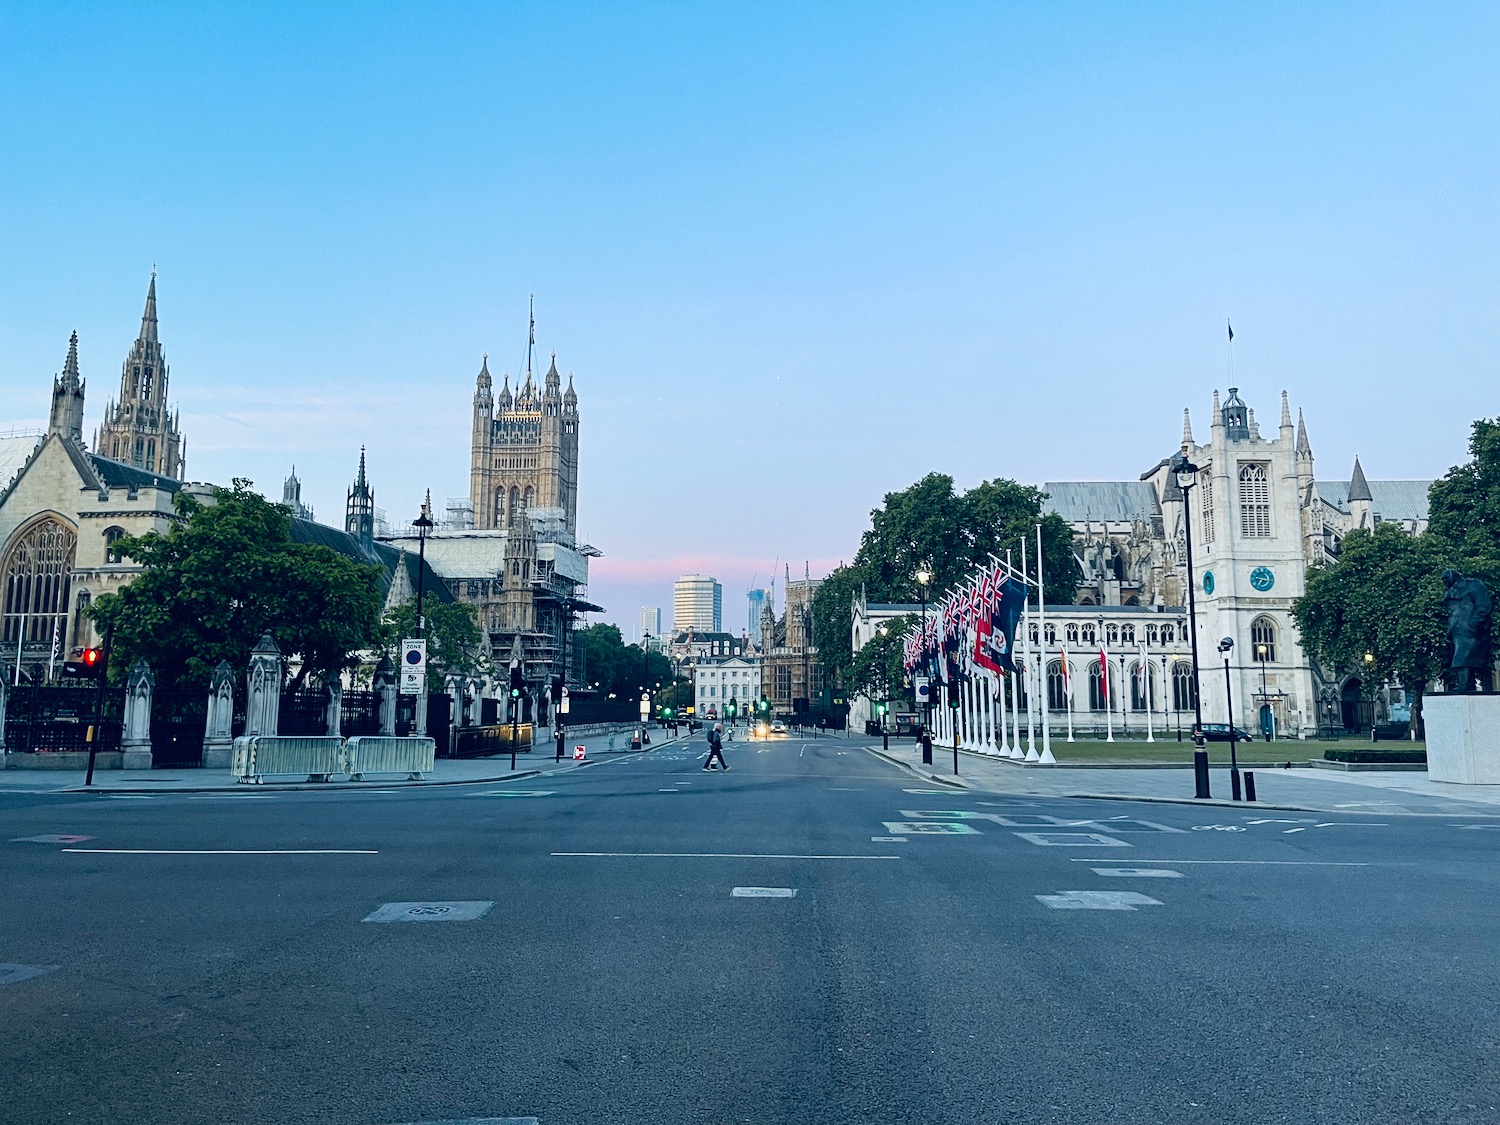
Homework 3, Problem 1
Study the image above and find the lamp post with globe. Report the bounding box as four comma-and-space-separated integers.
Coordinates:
1170, 452, 1211, 799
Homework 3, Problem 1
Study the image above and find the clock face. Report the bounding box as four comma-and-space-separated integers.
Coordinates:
1203, 571, 1215, 595
1250, 566, 1275, 592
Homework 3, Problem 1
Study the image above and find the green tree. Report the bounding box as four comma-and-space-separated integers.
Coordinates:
1292, 525, 1452, 737
848, 614, 916, 701
90, 481, 384, 688
1428, 418, 1500, 563
573, 623, 678, 700
811, 473, 1076, 687
381, 599, 488, 691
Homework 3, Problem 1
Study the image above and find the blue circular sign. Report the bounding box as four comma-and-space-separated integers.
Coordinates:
1203, 571, 1215, 595
1250, 566, 1275, 592
405, 649, 423, 665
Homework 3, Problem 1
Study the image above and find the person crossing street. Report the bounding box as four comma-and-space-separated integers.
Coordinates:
703, 723, 729, 771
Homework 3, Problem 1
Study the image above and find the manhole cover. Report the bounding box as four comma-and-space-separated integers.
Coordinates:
363, 901, 495, 924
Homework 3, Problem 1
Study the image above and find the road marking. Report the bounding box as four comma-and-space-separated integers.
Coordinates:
64, 848, 378, 855
1192, 825, 1247, 832
1283, 828, 1306, 834
186, 794, 282, 800
883, 821, 981, 835
1458, 825, 1500, 830
657, 788, 680, 792
732, 887, 797, 897
1037, 890, 1163, 911
1092, 868, 1183, 878
1246, 818, 1312, 825
0, 963, 58, 986
475, 790, 556, 797
551, 852, 901, 860
104, 795, 157, 800
364, 901, 494, 923
902, 788, 953, 794
10, 834, 93, 844
387, 1118, 539, 1125
1072, 859, 1371, 866
871, 836, 907, 842
1014, 832, 1130, 847
1313, 822, 1389, 828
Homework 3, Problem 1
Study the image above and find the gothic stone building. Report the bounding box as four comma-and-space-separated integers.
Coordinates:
2, 277, 211, 683
1040, 387, 1431, 737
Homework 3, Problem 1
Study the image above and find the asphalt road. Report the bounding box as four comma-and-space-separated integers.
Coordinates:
3, 734, 1498, 1125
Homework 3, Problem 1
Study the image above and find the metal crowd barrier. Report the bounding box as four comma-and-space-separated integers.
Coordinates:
346, 736, 435, 780
231, 736, 346, 783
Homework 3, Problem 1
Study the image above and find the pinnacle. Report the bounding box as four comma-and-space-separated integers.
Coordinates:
138, 271, 159, 343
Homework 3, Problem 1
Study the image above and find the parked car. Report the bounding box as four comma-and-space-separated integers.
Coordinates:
770, 720, 788, 735
1196, 723, 1256, 742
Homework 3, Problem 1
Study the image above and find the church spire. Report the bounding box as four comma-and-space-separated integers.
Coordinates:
1347, 455, 1372, 502
346, 446, 375, 546
49, 330, 86, 440
1296, 409, 1312, 458
139, 270, 159, 345
1181, 407, 1194, 448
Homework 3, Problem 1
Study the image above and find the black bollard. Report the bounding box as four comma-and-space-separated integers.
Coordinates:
1244, 771, 1257, 802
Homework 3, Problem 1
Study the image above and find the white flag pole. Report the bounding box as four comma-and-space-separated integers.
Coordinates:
1142, 642, 1155, 743
1063, 647, 1075, 743
1037, 523, 1055, 763
1021, 537, 1038, 762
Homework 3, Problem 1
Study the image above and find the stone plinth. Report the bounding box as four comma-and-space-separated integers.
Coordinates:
1424, 694, 1500, 785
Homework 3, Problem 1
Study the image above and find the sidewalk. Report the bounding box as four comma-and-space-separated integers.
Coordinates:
0, 729, 685, 794
859, 735, 1500, 817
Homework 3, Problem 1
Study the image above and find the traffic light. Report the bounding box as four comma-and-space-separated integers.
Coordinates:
509, 660, 524, 698
550, 677, 563, 703
758, 697, 769, 714
65, 647, 104, 680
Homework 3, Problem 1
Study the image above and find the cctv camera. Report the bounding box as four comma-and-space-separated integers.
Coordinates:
1218, 637, 1234, 652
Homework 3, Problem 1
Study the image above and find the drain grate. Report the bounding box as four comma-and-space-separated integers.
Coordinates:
363, 901, 495, 924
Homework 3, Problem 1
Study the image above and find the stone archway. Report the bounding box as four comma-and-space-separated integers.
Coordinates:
1, 516, 78, 678
1340, 678, 1365, 731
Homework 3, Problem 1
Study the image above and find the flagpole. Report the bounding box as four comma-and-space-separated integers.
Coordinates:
1102, 625, 1114, 744
1037, 523, 1055, 764
1006, 550, 1024, 759
1020, 537, 1037, 762
1063, 647, 1075, 743
1142, 643, 1155, 743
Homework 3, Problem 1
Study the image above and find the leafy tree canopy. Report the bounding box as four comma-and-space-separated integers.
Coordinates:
574, 623, 678, 700
381, 599, 488, 692
1429, 417, 1500, 569
812, 473, 1076, 685
90, 480, 384, 688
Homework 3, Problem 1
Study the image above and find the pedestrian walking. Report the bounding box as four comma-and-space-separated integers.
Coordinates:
703, 723, 729, 771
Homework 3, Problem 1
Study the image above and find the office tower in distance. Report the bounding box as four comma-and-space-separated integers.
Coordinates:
674, 574, 722, 632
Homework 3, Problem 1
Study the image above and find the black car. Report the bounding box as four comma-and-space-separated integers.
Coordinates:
1196, 723, 1256, 742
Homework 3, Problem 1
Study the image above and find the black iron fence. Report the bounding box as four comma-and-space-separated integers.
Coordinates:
279, 690, 330, 736
4, 684, 123, 754
561, 698, 642, 726
340, 690, 382, 737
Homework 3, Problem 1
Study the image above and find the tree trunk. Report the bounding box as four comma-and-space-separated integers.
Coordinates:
1411, 687, 1424, 741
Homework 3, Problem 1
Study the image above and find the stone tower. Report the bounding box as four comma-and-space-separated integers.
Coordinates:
48, 331, 86, 441
345, 447, 375, 546
470, 303, 580, 533
94, 272, 186, 477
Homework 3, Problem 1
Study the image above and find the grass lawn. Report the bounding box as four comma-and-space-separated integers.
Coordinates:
1037, 737, 1425, 766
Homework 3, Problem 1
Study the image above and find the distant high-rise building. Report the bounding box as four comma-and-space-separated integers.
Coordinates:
640, 606, 661, 642
747, 588, 768, 638
674, 574, 722, 632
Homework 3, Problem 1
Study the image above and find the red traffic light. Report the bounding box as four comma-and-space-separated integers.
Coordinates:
81, 647, 102, 669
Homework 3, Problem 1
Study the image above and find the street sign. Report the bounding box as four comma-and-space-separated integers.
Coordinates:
914, 677, 930, 702
400, 638, 426, 695
560, 686, 570, 714
639, 692, 651, 720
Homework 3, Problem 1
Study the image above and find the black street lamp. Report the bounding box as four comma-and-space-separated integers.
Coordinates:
1171, 452, 1211, 799
412, 492, 434, 640
1219, 635, 1242, 800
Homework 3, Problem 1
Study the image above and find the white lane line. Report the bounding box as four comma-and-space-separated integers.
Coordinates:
1092, 868, 1183, 878
872, 836, 908, 842
1038, 890, 1163, 911
1014, 831, 1130, 847
1313, 822, 1389, 828
64, 848, 379, 855
1070, 858, 1371, 866
1283, 827, 1307, 833
732, 887, 796, 897
551, 852, 901, 860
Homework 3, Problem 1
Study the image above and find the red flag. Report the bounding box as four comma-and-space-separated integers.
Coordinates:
1099, 648, 1110, 702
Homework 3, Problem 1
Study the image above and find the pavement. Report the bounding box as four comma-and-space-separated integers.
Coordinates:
863, 732, 1500, 816
3, 732, 1498, 1124
0, 728, 690, 793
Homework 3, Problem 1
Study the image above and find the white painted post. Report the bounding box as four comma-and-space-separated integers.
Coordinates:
1065, 654, 1075, 743
325, 680, 343, 738
1143, 648, 1155, 743
1037, 524, 1054, 763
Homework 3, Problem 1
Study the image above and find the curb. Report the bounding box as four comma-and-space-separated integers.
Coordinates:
1061, 792, 1320, 813
863, 745, 969, 789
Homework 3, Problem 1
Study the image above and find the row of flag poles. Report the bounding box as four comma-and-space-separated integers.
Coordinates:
900, 525, 1176, 761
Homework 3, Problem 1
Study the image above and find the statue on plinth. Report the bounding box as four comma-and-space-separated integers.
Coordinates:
1443, 570, 1494, 692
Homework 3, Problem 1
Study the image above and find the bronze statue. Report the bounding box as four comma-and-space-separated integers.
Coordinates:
1442, 570, 1493, 692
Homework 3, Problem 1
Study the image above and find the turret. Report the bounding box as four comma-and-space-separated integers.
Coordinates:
1221, 387, 1249, 440
498, 373, 512, 412
544, 353, 561, 399
563, 373, 578, 415
49, 331, 86, 441
1348, 456, 1374, 531
345, 446, 375, 547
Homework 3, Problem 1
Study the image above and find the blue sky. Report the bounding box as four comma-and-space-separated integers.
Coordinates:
2, 2, 1496, 634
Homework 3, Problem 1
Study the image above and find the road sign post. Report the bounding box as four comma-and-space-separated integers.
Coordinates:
400, 639, 426, 695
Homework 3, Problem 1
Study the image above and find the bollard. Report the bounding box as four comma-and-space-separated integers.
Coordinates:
1244, 771, 1257, 802
1230, 768, 1242, 802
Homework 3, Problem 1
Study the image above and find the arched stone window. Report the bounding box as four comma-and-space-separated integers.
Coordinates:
103, 526, 127, 564
1044, 623, 1056, 644
1239, 463, 1272, 538
1161, 624, 1176, 644
1065, 623, 1079, 644
523, 486, 534, 511
495, 487, 507, 528
1121, 624, 1135, 644
1106, 623, 1119, 646
1252, 616, 1277, 663
1080, 623, 1096, 645
2, 518, 77, 649
1172, 662, 1197, 711
1147, 625, 1160, 646
507, 486, 519, 528
1028, 622, 1039, 643
1201, 472, 1215, 543
1129, 661, 1151, 709
1046, 660, 1067, 710
1088, 660, 1108, 711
